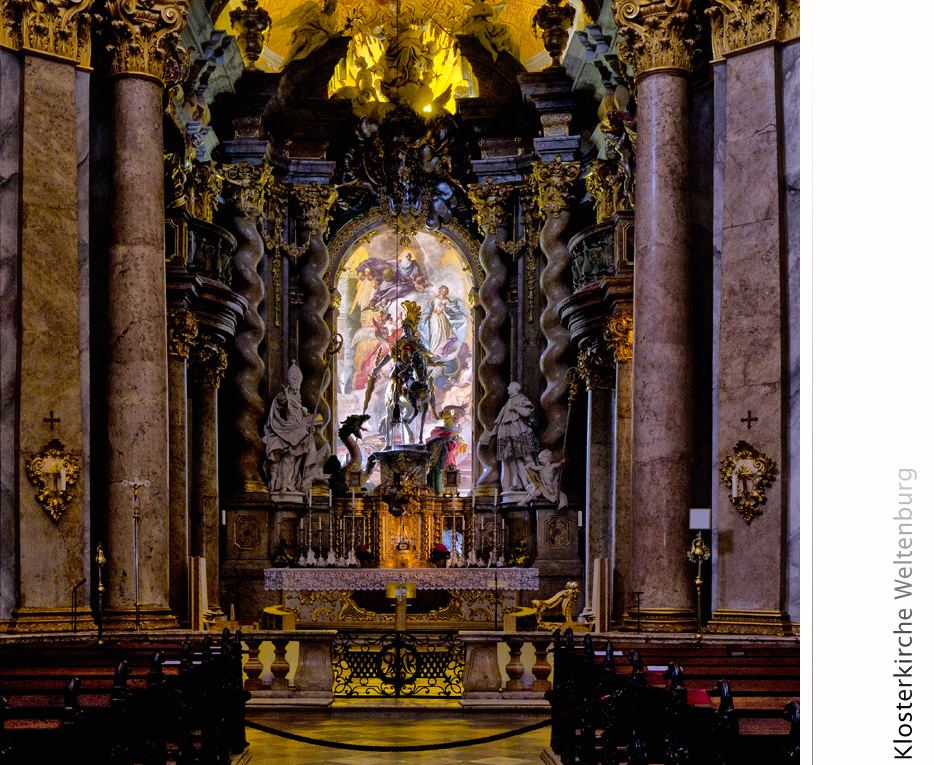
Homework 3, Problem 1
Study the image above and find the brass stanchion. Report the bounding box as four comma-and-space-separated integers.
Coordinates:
686, 532, 711, 641
95, 544, 106, 645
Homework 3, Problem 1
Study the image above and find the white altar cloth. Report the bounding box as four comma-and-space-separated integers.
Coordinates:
264, 567, 539, 592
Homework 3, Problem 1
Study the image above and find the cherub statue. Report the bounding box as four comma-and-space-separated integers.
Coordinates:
519, 449, 567, 509
462, 0, 521, 62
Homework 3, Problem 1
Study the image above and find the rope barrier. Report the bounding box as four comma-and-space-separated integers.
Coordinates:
242, 691, 615, 752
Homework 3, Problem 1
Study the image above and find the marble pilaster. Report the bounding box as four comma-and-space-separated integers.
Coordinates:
0, 48, 22, 620
76, 69, 91, 604
616, 0, 696, 630
14, 53, 92, 629
584, 384, 614, 612
710, 42, 790, 635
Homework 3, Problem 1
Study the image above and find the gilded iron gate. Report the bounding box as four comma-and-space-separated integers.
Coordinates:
332, 631, 465, 697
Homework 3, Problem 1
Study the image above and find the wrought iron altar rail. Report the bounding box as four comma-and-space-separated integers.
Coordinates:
332, 630, 465, 698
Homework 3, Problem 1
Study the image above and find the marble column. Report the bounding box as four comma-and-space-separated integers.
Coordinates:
615, 1, 696, 630
190, 337, 227, 613
467, 182, 513, 490
221, 163, 272, 494
292, 183, 338, 432
707, 1, 798, 635
532, 159, 580, 459
166, 310, 197, 621
5, 1, 95, 630
102, 0, 189, 628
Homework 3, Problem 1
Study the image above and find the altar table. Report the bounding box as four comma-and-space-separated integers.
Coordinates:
265, 568, 540, 628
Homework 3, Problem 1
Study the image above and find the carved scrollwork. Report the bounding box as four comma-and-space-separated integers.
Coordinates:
167, 309, 198, 358
719, 440, 778, 524
613, 0, 699, 75
467, 180, 513, 234
220, 162, 272, 221
292, 183, 339, 235
1, 0, 93, 69
103, 0, 190, 83
532, 157, 581, 216
605, 306, 633, 363
25, 439, 81, 522
187, 162, 223, 223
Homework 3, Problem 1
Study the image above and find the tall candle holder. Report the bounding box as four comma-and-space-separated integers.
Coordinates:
122, 472, 150, 630
95, 543, 106, 645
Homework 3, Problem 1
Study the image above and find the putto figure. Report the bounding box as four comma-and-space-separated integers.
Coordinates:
263, 362, 329, 493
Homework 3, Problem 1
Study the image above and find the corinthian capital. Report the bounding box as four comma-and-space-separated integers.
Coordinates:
220, 162, 272, 221
103, 0, 189, 82
707, 0, 799, 59
167, 309, 198, 359
613, 0, 698, 76
292, 183, 338, 235
1, 0, 93, 68
532, 157, 581, 216
190, 338, 228, 389
467, 180, 513, 233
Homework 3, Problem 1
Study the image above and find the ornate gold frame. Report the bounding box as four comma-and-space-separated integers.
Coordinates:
719, 440, 777, 524
24, 438, 81, 522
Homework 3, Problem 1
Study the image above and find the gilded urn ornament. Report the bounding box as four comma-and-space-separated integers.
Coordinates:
532, 0, 577, 68
230, 0, 271, 69
719, 440, 777, 524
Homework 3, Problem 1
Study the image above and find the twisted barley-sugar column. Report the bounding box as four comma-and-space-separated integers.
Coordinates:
222, 163, 272, 493
532, 159, 580, 458
467, 182, 512, 489
190, 338, 227, 612
615, 0, 695, 630
293, 183, 338, 432
103, 0, 189, 625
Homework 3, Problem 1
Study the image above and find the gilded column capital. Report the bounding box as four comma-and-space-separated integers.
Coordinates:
707, 0, 799, 59
292, 182, 339, 235
613, 0, 698, 76
167, 309, 198, 358
187, 162, 223, 222
577, 336, 616, 391
190, 338, 228, 389
103, 0, 190, 83
220, 162, 272, 221
605, 306, 633, 363
1, 0, 93, 69
532, 157, 581, 216
467, 180, 514, 233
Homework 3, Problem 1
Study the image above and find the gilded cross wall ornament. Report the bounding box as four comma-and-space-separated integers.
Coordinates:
613, 0, 699, 75
103, 0, 190, 83
532, 157, 581, 216
719, 440, 777, 524
293, 183, 339, 235
604, 307, 633, 363
706, 0, 799, 60
25, 439, 81, 522
190, 338, 228, 389
0, 0, 93, 69
220, 162, 272, 221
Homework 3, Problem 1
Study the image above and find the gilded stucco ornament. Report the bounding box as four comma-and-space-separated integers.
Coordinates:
605, 307, 633, 363
0, 0, 93, 69
467, 180, 513, 234
532, 157, 581, 216
719, 440, 778, 524
187, 162, 223, 222
103, 0, 190, 83
292, 183, 339, 235
707, 0, 798, 59
190, 338, 228, 389
167, 309, 198, 358
220, 162, 272, 221
25, 439, 81, 522
576, 336, 615, 391
613, 0, 698, 75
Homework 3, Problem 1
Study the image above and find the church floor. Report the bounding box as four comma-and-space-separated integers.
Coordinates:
242, 706, 552, 764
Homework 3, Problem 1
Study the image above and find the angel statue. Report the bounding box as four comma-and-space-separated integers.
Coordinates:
462, 0, 521, 62
518, 449, 567, 509
278, 0, 340, 68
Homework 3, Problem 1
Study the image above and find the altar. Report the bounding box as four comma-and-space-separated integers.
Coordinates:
265, 567, 540, 629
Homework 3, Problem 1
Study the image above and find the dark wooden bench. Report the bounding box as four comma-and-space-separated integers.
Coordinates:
548, 629, 800, 764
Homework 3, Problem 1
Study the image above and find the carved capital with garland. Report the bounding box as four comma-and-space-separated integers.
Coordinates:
706, 0, 799, 60
605, 306, 633, 363
532, 157, 581, 216
103, 0, 189, 83
167, 309, 198, 358
613, 0, 698, 76
190, 338, 228, 389
187, 162, 223, 222
467, 180, 513, 234
0, 0, 93, 69
220, 162, 272, 222
577, 336, 616, 391
292, 183, 339, 235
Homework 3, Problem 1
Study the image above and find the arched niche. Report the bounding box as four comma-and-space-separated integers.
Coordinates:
327, 213, 481, 487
